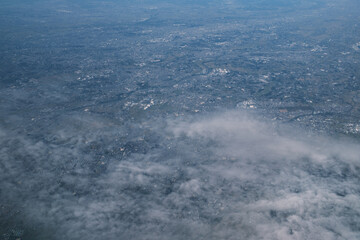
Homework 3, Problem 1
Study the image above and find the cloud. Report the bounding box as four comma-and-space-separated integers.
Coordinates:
1, 110, 360, 239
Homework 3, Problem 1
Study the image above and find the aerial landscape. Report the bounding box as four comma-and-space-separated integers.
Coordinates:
1, 0, 360, 239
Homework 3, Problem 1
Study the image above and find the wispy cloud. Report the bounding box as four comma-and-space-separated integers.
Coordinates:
1, 110, 360, 239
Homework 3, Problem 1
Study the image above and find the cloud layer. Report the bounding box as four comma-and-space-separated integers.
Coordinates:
1, 110, 360, 240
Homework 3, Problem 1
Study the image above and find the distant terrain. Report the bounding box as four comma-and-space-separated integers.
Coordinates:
1, 0, 360, 239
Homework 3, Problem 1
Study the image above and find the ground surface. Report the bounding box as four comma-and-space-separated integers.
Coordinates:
1, 0, 360, 239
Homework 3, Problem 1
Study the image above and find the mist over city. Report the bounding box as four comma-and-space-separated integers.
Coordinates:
1, 0, 360, 239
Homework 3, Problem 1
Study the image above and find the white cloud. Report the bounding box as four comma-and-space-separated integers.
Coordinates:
1, 110, 360, 239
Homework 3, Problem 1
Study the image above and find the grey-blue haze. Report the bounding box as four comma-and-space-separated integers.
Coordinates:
1, 0, 360, 239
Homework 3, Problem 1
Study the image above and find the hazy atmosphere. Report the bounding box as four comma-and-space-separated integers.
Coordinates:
1, 0, 360, 239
